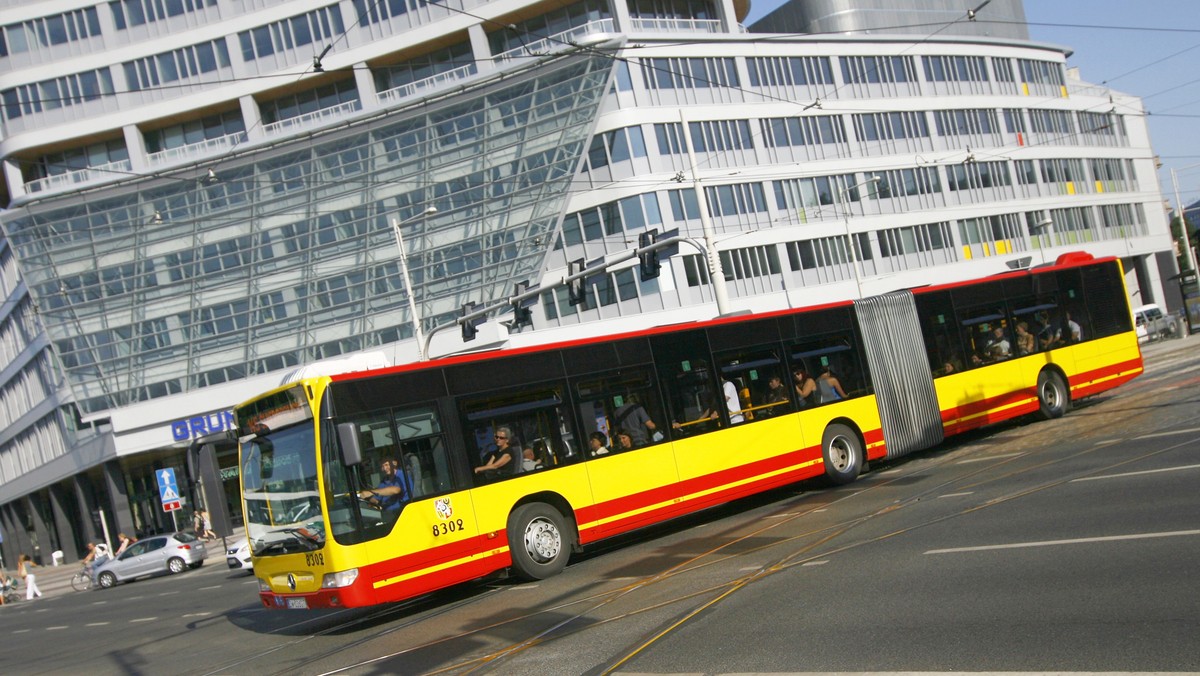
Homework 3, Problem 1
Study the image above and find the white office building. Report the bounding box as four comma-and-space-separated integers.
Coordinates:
0, 0, 1176, 565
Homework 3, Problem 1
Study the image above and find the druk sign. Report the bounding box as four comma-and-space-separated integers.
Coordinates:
171, 410, 236, 442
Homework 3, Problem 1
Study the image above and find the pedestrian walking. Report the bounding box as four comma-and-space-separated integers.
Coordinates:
18, 554, 42, 600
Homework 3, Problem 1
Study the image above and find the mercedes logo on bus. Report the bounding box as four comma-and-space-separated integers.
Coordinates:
287, 573, 297, 591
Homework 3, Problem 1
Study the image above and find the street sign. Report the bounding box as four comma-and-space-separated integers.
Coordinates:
156, 468, 181, 513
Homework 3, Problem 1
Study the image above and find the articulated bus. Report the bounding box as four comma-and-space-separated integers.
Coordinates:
236, 252, 1141, 610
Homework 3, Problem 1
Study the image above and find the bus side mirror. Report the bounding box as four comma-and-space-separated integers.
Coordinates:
337, 423, 363, 466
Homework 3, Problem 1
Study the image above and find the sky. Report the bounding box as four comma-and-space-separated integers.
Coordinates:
743, 0, 1200, 210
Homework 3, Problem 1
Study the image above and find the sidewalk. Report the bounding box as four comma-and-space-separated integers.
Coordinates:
2, 528, 245, 605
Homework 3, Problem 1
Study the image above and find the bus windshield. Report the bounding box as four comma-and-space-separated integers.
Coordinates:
238, 388, 325, 556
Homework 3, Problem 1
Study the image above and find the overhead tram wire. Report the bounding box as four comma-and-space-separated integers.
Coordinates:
15, 8, 1189, 217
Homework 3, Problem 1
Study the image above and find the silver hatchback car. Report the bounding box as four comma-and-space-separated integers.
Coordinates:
95, 532, 207, 588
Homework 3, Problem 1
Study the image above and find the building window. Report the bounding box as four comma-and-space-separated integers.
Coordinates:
922, 55, 989, 82
745, 56, 834, 87
839, 55, 916, 84
123, 40, 231, 91
2, 68, 114, 121
1, 6, 101, 55
110, 0, 217, 29
851, 111, 928, 142
947, 161, 1012, 192
705, 182, 768, 218
933, 108, 998, 137
878, 222, 954, 257
689, 119, 753, 152
641, 57, 739, 90
237, 6, 344, 62
761, 115, 847, 146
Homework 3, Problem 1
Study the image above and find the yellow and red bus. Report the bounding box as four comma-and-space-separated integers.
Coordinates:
236, 252, 1141, 610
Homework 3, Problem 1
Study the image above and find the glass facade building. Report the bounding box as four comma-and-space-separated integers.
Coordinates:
0, 0, 1177, 566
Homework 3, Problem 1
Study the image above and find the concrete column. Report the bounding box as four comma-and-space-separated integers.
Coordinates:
0, 503, 26, 568
123, 123, 149, 173
73, 475, 100, 543
611, 0, 632, 32
240, 95, 264, 143
21, 494, 51, 565
468, 24, 496, 75
102, 460, 135, 540
352, 61, 379, 111
48, 483, 82, 563
2, 160, 27, 202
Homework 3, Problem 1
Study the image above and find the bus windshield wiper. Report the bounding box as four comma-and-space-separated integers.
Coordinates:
284, 527, 324, 549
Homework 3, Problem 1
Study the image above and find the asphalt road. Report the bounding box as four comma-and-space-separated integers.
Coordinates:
2, 334, 1197, 675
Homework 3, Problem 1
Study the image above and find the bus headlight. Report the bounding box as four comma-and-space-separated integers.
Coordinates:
258, 578, 271, 592
321, 568, 359, 589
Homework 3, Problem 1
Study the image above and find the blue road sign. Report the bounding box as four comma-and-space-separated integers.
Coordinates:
156, 468, 180, 504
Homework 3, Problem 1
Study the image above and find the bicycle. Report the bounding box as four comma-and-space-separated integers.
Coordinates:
70, 565, 94, 592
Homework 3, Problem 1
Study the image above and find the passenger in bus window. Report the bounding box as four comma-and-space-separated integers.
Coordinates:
722, 379, 745, 424
613, 397, 658, 446
475, 426, 516, 479
763, 375, 791, 416
614, 431, 635, 453
984, 325, 1011, 361
1015, 321, 1036, 356
1065, 310, 1082, 343
521, 446, 542, 472
588, 431, 610, 457
792, 367, 816, 407
816, 367, 847, 403
1037, 311, 1063, 350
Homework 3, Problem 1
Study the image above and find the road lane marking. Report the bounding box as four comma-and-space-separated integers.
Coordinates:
1072, 463, 1200, 482
12, 629, 29, 633
1133, 427, 1200, 439
47, 626, 68, 631
130, 617, 158, 623
958, 452, 1024, 463
926, 529, 1200, 555
182, 612, 212, 618
802, 560, 829, 567
86, 622, 110, 626
198, 585, 222, 590
158, 591, 179, 596
939, 492, 974, 498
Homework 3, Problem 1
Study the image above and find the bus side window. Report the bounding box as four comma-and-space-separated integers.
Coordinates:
459, 384, 578, 485
573, 366, 666, 452
714, 348, 789, 422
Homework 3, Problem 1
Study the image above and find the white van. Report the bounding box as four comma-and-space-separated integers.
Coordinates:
1133, 304, 1178, 343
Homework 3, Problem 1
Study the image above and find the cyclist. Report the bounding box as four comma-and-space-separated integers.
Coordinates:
81, 542, 109, 584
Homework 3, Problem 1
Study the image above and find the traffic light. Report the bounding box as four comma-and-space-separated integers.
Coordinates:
638, 229, 661, 280
460, 302, 481, 342
511, 281, 533, 328
567, 259, 586, 306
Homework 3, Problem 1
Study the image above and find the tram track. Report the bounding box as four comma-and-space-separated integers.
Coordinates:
209, 344, 1199, 676
269, 409, 1198, 676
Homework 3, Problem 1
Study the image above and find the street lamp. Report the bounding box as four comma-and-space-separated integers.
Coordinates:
1030, 216, 1053, 267
392, 205, 438, 361
679, 110, 731, 316
837, 175, 881, 298
1170, 167, 1199, 273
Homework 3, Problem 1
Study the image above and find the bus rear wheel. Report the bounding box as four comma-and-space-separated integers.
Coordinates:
822, 423, 863, 485
507, 503, 570, 581
1037, 370, 1070, 420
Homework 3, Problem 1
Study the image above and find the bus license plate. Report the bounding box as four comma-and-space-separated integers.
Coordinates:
287, 597, 308, 610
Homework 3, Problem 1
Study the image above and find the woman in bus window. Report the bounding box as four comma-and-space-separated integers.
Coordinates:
816, 367, 847, 403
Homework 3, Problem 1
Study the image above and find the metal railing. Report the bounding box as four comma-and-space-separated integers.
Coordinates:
24, 159, 133, 194
495, 18, 615, 63
378, 63, 480, 106
145, 132, 248, 169
262, 100, 363, 138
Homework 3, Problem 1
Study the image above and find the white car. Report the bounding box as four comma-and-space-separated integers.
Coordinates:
1133, 304, 1178, 343
226, 537, 253, 571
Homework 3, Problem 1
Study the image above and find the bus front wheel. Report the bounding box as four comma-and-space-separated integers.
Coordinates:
1037, 370, 1070, 420
507, 503, 569, 581
822, 423, 863, 485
